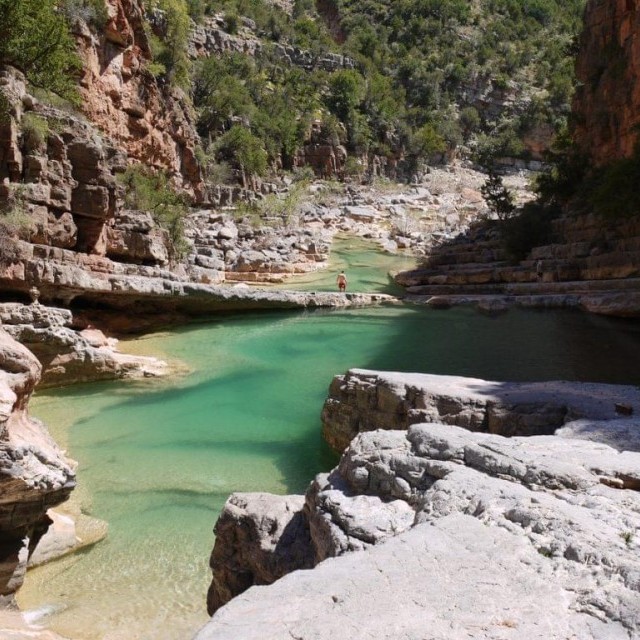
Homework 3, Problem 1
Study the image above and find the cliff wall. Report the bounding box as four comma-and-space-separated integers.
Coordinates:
574, 0, 640, 165
76, 0, 202, 195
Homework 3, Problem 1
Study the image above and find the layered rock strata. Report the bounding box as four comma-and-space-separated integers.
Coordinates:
321, 368, 640, 452
0, 303, 167, 386
77, 0, 202, 194
0, 329, 75, 601
200, 416, 640, 639
396, 211, 640, 317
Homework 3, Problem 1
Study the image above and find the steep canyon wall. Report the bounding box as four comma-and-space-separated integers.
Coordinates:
574, 0, 640, 165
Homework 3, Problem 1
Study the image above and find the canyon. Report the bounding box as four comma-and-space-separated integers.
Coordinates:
0, 0, 640, 638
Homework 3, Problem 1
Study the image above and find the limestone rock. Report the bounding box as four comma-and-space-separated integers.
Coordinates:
321, 368, 640, 452
206, 494, 314, 615
199, 415, 640, 639
0, 303, 168, 386
0, 328, 75, 599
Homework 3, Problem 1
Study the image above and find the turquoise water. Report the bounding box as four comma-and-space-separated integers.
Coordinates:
18, 304, 640, 640
271, 236, 417, 294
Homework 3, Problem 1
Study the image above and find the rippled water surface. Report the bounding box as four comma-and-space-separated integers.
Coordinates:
17, 248, 640, 640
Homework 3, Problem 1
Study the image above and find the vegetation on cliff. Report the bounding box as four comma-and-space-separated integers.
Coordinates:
0, 0, 81, 100
151, 0, 587, 179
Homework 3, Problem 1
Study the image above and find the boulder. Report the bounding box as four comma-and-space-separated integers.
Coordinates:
199, 411, 640, 639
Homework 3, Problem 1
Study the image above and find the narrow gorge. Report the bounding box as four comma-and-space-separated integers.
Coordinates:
0, 0, 639, 638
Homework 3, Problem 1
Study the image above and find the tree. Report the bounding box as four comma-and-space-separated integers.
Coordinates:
216, 126, 268, 184
481, 169, 516, 221
326, 70, 366, 121
0, 0, 80, 100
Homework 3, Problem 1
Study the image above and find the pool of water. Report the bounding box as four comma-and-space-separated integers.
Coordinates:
17, 303, 640, 640
271, 235, 417, 294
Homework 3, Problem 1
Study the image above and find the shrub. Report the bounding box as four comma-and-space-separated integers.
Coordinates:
481, 170, 515, 221
21, 113, 49, 152
60, 0, 109, 29
215, 125, 268, 181
147, 0, 191, 89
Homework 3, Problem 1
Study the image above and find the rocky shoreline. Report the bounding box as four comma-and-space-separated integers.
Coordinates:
198, 370, 640, 639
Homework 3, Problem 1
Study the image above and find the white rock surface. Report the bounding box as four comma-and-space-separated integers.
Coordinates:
200, 373, 640, 640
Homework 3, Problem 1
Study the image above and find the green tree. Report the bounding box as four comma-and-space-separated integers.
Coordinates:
481, 169, 516, 221
216, 125, 268, 183
0, 0, 81, 100
326, 70, 366, 121
119, 165, 191, 263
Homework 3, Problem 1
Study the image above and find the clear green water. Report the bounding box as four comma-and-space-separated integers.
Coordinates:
18, 304, 640, 640
271, 236, 417, 294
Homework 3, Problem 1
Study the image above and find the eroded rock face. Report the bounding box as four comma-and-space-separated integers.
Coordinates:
200, 415, 640, 639
77, 0, 202, 195
0, 303, 168, 386
574, 0, 640, 166
0, 328, 75, 600
206, 494, 313, 615
321, 369, 640, 452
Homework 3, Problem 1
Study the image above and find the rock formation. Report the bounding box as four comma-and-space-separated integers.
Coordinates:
573, 0, 640, 166
0, 303, 168, 386
0, 328, 75, 602
321, 368, 640, 452
76, 0, 202, 195
199, 373, 640, 639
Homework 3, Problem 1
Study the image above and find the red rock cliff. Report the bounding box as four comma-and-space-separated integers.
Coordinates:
76, 0, 202, 197
574, 0, 640, 165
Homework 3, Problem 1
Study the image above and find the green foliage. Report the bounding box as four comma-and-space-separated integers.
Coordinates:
60, 0, 109, 29
0, 92, 10, 124
0, 0, 81, 101
248, 183, 307, 228
215, 125, 268, 179
0, 185, 31, 265
119, 165, 191, 262
334, 0, 585, 157
620, 530, 634, 546
410, 124, 446, 160
147, 0, 192, 88
534, 129, 588, 206
21, 113, 49, 152
326, 70, 366, 121
481, 170, 515, 221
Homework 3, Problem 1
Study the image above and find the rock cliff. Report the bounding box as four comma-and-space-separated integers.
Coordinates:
199, 373, 640, 639
573, 0, 640, 165
77, 0, 202, 195
0, 328, 75, 602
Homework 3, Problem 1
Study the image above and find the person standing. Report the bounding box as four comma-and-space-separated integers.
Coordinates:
337, 271, 347, 292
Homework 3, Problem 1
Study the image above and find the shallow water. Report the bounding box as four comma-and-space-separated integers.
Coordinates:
271, 235, 417, 294
17, 302, 640, 640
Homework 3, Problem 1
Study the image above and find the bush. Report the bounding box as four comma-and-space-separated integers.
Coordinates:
147, 0, 191, 89
481, 169, 515, 221
21, 113, 49, 152
215, 126, 268, 181
60, 0, 109, 29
